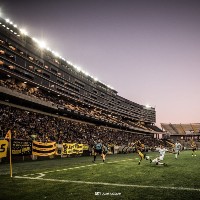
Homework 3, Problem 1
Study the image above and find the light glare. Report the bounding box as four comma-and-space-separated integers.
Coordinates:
20, 28, 28, 35
38, 41, 46, 49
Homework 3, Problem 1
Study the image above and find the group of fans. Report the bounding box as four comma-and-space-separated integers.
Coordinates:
92, 139, 198, 166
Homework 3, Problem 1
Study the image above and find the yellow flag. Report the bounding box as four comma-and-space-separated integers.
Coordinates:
5, 130, 11, 140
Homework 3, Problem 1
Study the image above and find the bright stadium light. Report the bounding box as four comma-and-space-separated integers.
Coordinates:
145, 104, 151, 108
82, 70, 89, 76
75, 66, 81, 72
107, 85, 114, 89
38, 40, 46, 49
32, 38, 47, 49
5, 18, 10, 23
20, 28, 28, 35
94, 77, 98, 82
67, 61, 73, 66
32, 37, 37, 42
52, 51, 60, 57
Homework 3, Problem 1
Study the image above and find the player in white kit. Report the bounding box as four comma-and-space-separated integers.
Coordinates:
150, 145, 167, 166
174, 140, 182, 159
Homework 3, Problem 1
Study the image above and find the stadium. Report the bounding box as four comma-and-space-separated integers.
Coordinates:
1, 4, 200, 200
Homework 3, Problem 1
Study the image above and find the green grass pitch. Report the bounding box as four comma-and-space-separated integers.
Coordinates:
0, 150, 200, 200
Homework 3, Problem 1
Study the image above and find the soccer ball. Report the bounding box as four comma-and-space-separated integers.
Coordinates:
146, 156, 150, 160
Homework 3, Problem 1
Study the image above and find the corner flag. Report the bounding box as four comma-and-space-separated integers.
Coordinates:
5, 130, 11, 140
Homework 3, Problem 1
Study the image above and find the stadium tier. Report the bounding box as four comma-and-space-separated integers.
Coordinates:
0, 16, 161, 139
161, 123, 200, 135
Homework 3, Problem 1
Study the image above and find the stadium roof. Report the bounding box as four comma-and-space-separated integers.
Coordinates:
161, 123, 200, 135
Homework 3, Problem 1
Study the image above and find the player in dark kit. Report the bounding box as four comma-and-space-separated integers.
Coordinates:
101, 144, 108, 162
191, 141, 197, 157
93, 140, 103, 162
133, 141, 147, 165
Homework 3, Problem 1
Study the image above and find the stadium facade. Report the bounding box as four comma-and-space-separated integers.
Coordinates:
0, 16, 161, 134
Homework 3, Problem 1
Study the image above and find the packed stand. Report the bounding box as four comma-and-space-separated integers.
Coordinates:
0, 104, 159, 149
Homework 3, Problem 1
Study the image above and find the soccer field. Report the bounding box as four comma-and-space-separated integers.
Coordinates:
0, 151, 200, 200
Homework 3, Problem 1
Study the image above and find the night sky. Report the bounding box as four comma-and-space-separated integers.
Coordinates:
1, 0, 200, 127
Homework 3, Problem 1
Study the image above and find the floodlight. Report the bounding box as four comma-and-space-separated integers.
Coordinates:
20, 28, 28, 35
75, 66, 81, 72
145, 104, 151, 108
94, 77, 98, 82
38, 40, 46, 49
52, 51, 59, 57
82, 70, 89, 76
67, 61, 73, 65
32, 37, 38, 42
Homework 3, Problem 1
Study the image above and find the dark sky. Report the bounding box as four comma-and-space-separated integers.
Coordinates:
1, 0, 200, 127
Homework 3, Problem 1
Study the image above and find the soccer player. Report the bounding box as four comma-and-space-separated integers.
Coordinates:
134, 141, 147, 165
191, 141, 197, 157
150, 145, 167, 166
174, 140, 182, 159
102, 144, 108, 162
92, 140, 103, 163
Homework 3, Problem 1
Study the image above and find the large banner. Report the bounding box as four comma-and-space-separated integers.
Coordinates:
0, 140, 8, 158
11, 140, 32, 156
74, 144, 83, 154
32, 141, 56, 156
62, 143, 84, 155
62, 143, 75, 155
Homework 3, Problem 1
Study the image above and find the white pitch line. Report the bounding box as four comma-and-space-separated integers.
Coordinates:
36, 173, 45, 178
19, 159, 134, 177
14, 176, 200, 192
